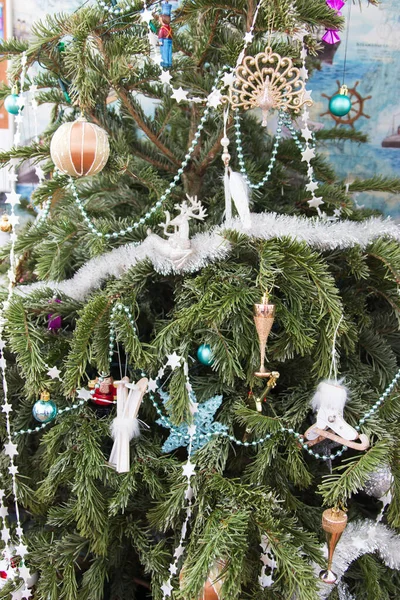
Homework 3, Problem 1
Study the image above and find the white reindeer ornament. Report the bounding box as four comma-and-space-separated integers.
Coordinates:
146, 195, 207, 269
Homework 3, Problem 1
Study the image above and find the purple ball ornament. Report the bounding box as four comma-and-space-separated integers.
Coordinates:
48, 298, 62, 331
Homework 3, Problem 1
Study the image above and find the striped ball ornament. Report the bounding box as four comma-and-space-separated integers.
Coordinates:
50, 118, 110, 177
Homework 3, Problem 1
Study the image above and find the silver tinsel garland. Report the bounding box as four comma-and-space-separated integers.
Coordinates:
17, 213, 400, 301
317, 521, 400, 599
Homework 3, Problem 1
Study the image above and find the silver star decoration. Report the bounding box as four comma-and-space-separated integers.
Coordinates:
1, 403, 12, 415
47, 366, 62, 380
141, 8, 153, 23
182, 460, 196, 479
243, 31, 254, 44
4, 441, 18, 458
16, 525, 23, 537
303, 89, 312, 102
21, 587, 32, 600
8, 465, 18, 476
5, 192, 21, 208
157, 367, 165, 380
306, 181, 318, 193
308, 197, 324, 209
222, 71, 236, 88
148, 378, 157, 393
301, 127, 312, 142
169, 563, 178, 575
19, 565, 31, 582
259, 573, 274, 588
174, 544, 185, 559
159, 70, 173, 85
15, 543, 28, 558
207, 89, 222, 109
185, 486, 194, 501
9, 214, 20, 228
171, 87, 189, 103
302, 108, 310, 123
187, 424, 196, 437
301, 146, 315, 163
35, 166, 45, 181
1, 528, 10, 543
166, 352, 182, 370
300, 47, 308, 60
161, 580, 173, 596
77, 388, 92, 401
300, 66, 308, 80
333, 208, 342, 218
189, 400, 198, 415
8, 170, 18, 183
11, 588, 23, 600
0, 505, 8, 518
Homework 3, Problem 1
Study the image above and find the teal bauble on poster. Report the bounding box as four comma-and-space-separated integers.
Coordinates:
4, 93, 23, 115
32, 392, 58, 423
197, 344, 213, 366
329, 85, 351, 118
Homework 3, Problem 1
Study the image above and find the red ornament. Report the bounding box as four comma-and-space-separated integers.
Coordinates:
90, 375, 117, 406
0, 571, 7, 579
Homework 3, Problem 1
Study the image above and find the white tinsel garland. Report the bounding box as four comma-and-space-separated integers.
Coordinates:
17, 213, 400, 301
317, 520, 400, 599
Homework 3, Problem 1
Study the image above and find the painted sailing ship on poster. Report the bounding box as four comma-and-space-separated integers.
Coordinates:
382, 115, 400, 149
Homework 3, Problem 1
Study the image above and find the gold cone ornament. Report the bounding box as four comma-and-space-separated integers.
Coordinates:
319, 507, 348, 584
50, 117, 110, 177
254, 292, 276, 377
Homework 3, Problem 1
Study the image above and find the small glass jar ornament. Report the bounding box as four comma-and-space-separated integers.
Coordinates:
0, 214, 12, 233
329, 85, 351, 118
32, 391, 58, 423
197, 344, 213, 366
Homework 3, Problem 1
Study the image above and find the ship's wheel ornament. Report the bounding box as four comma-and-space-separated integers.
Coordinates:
223, 46, 312, 126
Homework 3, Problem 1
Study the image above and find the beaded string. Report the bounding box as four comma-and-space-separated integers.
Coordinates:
11, 303, 400, 462
66, 68, 231, 240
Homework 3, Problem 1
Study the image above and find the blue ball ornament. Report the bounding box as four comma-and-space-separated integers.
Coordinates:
329, 86, 351, 118
4, 94, 23, 116
197, 344, 213, 366
32, 395, 57, 423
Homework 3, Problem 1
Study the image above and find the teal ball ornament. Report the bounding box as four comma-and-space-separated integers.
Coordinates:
329, 85, 351, 118
4, 94, 23, 116
197, 344, 213, 366
32, 393, 57, 423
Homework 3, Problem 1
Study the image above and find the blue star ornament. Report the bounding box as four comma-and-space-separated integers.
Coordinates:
156, 392, 227, 453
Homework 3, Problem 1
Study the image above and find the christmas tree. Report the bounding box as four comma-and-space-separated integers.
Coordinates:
0, 0, 400, 598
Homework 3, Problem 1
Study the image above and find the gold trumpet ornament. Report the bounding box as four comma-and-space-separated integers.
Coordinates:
253, 292, 279, 411
319, 507, 348, 584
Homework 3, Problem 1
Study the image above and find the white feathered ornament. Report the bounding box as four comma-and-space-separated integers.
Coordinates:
304, 380, 369, 451
224, 168, 251, 229
109, 377, 148, 473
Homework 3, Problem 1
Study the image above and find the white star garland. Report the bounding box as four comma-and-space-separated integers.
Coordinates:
157, 354, 198, 599
13, 53, 27, 148
258, 535, 276, 589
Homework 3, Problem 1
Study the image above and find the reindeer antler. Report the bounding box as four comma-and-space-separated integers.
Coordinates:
185, 195, 208, 221
161, 211, 174, 236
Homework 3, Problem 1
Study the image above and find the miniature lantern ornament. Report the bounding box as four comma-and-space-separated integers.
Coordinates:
50, 117, 110, 177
